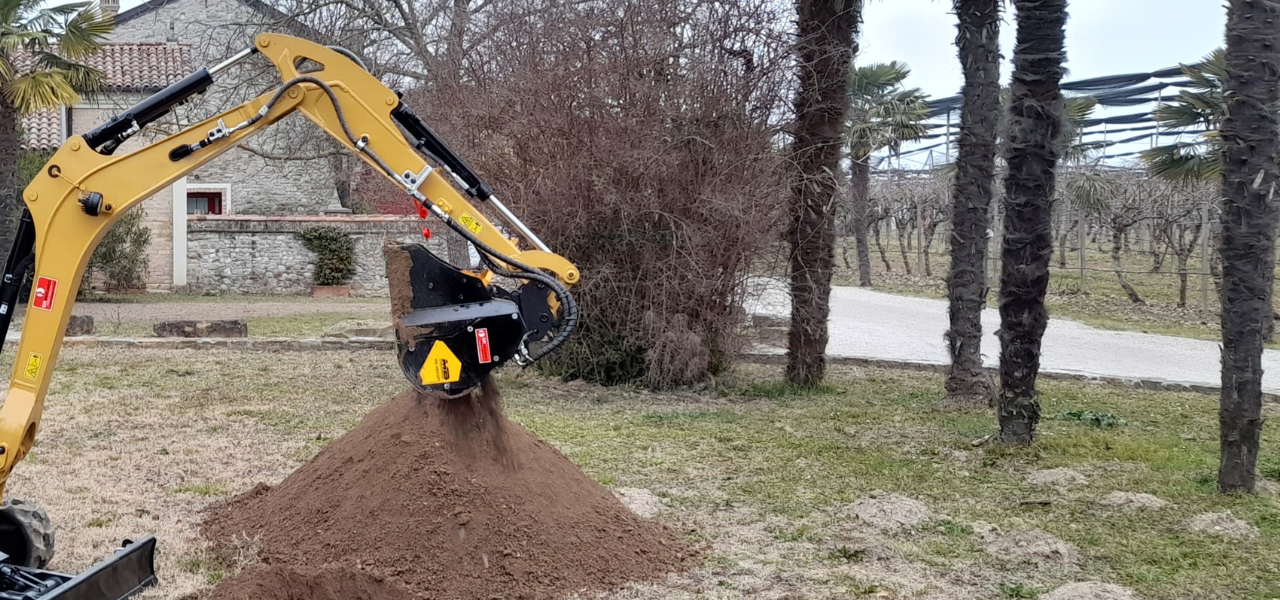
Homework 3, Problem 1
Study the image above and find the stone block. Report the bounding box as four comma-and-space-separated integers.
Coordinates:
65, 315, 95, 336
322, 320, 393, 340
154, 320, 248, 338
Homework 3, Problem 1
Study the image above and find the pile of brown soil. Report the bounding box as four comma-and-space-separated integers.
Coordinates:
208, 566, 410, 600
203, 387, 689, 600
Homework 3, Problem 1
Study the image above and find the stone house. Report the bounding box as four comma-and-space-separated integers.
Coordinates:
20, 0, 432, 295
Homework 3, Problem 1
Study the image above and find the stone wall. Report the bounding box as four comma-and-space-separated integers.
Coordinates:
187, 215, 446, 296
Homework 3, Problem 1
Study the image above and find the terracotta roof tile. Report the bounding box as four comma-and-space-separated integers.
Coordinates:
20, 109, 62, 152
18, 43, 193, 151
81, 43, 193, 93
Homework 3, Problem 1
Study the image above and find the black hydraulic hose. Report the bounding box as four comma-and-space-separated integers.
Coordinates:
452, 220, 578, 365
0, 209, 36, 356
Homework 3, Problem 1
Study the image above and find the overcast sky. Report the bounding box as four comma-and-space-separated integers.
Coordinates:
860, 0, 1227, 99
118, 0, 1226, 97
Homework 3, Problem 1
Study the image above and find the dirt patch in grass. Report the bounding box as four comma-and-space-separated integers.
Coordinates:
1187, 512, 1259, 540
846, 492, 934, 532
615, 488, 665, 519
207, 566, 410, 600
203, 389, 690, 600
1041, 581, 1138, 600
983, 529, 1080, 569
1098, 491, 1169, 510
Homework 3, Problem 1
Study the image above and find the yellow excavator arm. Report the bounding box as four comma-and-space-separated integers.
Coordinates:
0, 33, 578, 597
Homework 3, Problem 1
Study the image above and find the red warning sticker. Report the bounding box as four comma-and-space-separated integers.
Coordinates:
475, 328, 492, 364
33, 277, 57, 311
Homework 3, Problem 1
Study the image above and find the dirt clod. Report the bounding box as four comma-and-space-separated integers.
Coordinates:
846, 493, 933, 532
1187, 512, 1259, 540
983, 529, 1080, 568
1026, 468, 1088, 486
208, 566, 411, 600
1041, 581, 1138, 600
1098, 491, 1169, 510
203, 388, 689, 599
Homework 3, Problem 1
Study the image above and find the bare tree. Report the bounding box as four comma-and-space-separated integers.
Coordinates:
1151, 180, 1212, 308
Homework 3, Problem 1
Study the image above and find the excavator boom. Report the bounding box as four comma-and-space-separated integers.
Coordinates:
0, 33, 578, 599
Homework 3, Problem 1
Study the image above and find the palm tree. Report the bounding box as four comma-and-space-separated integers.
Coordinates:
1217, 0, 1280, 494
1141, 49, 1226, 182
0, 0, 110, 262
847, 61, 929, 287
943, 0, 1001, 408
787, 0, 860, 387
996, 0, 1068, 445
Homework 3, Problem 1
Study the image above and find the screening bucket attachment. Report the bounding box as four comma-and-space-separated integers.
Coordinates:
386, 243, 556, 396
0, 537, 156, 600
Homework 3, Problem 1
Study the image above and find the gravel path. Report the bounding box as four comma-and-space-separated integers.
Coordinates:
50, 301, 386, 324
746, 280, 1280, 395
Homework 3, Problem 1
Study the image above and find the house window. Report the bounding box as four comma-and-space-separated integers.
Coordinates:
187, 191, 224, 215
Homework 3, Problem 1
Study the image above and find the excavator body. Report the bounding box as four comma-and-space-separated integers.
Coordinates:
0, 32, 578, 599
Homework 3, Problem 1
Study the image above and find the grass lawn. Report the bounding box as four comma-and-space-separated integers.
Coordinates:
0, 347, 1276, 599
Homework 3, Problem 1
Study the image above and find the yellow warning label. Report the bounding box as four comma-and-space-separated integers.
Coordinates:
420, 340, 462, 385
458, 213, 484, 235
23, 353, 42, 380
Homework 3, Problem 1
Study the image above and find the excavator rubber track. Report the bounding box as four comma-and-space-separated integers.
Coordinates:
0, 537, 156, 600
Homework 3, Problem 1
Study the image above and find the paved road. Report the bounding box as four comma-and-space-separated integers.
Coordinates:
746, 281, 1280, 395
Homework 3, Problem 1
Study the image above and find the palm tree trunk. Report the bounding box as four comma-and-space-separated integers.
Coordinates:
944, 0, 1001, 408
786, 0, 860, 388
0, 96, 19, 269
1217, 0, 1280, 494
850, 156, 874, 286
996, 0, 1068, 445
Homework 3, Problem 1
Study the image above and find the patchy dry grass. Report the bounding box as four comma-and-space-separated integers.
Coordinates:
0, 348, 1277, 599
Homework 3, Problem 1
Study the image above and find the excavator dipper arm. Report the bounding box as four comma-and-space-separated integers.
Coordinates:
0, 33, 578, 598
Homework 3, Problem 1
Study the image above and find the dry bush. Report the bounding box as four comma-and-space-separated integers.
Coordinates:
380, 1, 793, 386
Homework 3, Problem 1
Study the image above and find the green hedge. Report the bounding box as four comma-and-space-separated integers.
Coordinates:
296, 226, 356, 286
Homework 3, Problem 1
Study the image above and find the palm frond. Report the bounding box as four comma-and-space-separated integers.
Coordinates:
848, 61, 913, 98
848, 61, 929, 157
1142, 140, 1221, 182
34, 50, 100, 90
4, 69, 79, 111
21, 1, 89, 33
0, 0, 112, 104
0, 29, 43, 53
1061, 171, 1117, 214
1154, 101, 1215, 129
1143, 48, 1228, 181
56, 5, 110, 58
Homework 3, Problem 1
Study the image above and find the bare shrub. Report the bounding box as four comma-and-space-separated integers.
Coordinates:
377, 1, 794, 386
